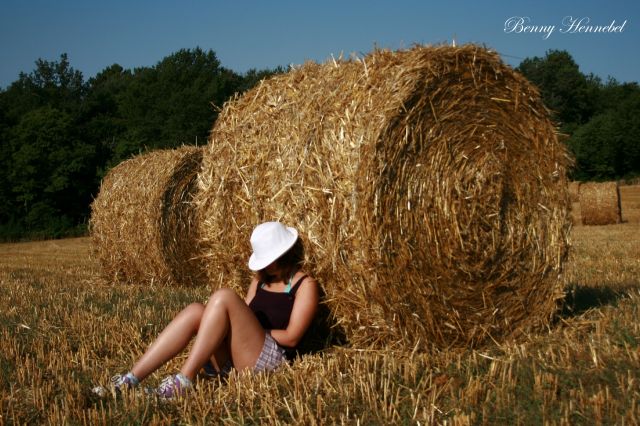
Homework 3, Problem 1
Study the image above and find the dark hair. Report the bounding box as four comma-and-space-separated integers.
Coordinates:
257, 238, 304, 284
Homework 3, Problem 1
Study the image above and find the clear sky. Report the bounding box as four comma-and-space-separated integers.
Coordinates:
0, 0, 638, 89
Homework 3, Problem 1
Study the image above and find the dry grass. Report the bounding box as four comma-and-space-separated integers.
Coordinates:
1, 187, 639, 424
196, 44, 572, 350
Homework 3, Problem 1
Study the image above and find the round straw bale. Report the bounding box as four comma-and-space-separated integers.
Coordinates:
195, 44, 572, 349
91, 146, 207, 286
579, 181, 622, 225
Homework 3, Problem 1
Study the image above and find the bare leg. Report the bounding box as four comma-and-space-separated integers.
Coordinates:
179, 288, 265, 380
130, 302, 204, 381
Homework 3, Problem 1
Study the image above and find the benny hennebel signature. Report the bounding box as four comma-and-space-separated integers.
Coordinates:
504, 16, 628, 40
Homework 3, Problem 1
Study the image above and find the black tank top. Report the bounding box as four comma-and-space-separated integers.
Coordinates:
249, 275, 307, 331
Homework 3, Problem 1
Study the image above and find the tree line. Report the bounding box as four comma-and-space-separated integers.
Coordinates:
517, 50, 640, 182
0, 48, 282, 240
0, 48, 638, 241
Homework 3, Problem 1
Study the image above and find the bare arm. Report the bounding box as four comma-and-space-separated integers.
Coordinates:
270, 277, 319, 348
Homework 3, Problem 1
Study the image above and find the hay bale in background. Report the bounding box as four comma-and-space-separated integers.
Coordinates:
579, 182, 622, 225
91, 147, 207, 286
195, 44, 572, 349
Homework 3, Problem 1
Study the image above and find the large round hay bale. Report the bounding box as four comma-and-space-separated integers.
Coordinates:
195, 44, 572, 349
579, 181, 622, 225
91, 146, 207, 286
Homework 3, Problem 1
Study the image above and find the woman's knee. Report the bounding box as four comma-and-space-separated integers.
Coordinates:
181, 302, 205, 328
185, 301, 205, 314
208, 288, 241, 308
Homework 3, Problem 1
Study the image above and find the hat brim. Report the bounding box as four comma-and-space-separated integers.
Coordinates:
247, 226, 298, 271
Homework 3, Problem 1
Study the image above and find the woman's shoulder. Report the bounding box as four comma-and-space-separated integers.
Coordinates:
291, 271, 319, 307
294, 270, 316, 285
292, 271, 318, 295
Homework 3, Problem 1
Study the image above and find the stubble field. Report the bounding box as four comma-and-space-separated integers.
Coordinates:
1, 185, 639, 425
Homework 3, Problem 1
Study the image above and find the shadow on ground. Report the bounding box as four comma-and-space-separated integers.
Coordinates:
560, 283, 638, 318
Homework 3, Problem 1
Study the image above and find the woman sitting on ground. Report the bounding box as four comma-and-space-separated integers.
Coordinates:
109, 221, 319, 399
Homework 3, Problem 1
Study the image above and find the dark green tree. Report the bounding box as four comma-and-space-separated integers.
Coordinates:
8, 106, 97, 237
518, 50, 640, 181
115, 48, 242, 161
517, 50, 598, 130
80, 64, 133, 176
568, 82, 640, 180
0, 54, 96, 238
0, 97, 16, 234
0, 48, 282, 240
2, 53, 85, 120
237, 66, 286, 93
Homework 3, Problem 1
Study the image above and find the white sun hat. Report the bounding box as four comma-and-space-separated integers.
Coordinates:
248, 222, 299, 271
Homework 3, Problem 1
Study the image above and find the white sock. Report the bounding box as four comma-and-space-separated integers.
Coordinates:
125, 372, 140, 386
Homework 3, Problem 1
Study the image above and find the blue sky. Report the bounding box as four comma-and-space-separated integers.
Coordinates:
0, 0, 638, 89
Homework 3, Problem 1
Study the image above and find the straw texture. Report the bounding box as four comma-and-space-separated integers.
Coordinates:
195, 44, 572, 349
568, 181, 581, 202
90, 146, 207, 286
579, 182, 622, 225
